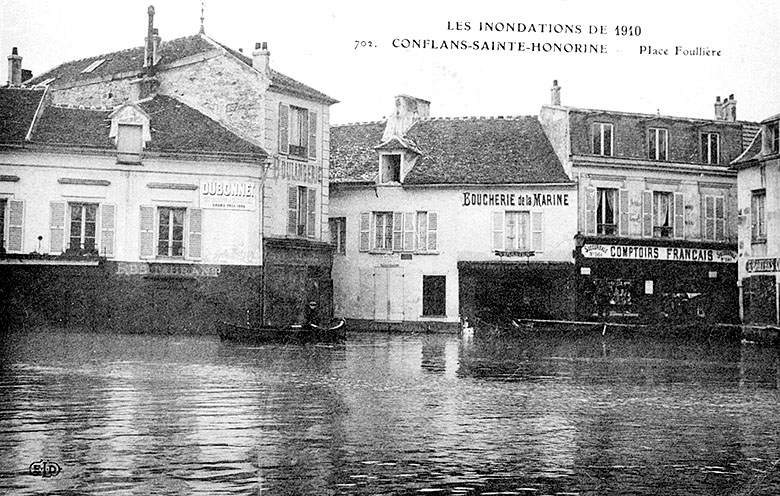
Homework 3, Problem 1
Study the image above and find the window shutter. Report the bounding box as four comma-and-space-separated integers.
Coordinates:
725, 189, 737, 242
704, 196, 714, 240
427, 212, 438, 251
531, 212, 543, 252
584, 186, 596, 235
287, 185, 297, 235
392, 212, 403, 251
416, 211, 428, 251
306, 187, 317, 238
278, 103, 290, 155
100, 203, 116, 258
641, 190, 652, 237
618, 189, 629, 236
187, 208, 203, 259
8, 200, 24, 253
308, 110, 318, 159
673, 192, 685, 239
359, 212, 370, 251
715, 196, 725, 241
492, 212, 504, 251
403, 212, 415, 251
49, 201, 65, 254
139, 205, 155, 259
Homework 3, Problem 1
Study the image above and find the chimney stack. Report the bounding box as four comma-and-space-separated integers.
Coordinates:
722, 94, 737, 121
382, 94, 431, 141
551, 79, 561, 106
143, 6, 157, 70
714, 96, 722, 120
7, 47, 22, 86
252, 42, 270, 75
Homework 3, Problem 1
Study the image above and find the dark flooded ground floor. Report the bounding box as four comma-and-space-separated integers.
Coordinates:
0, 327, 779, 495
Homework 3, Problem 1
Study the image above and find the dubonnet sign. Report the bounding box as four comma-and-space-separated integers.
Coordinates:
581, 244, 737, 264
200, 181, 257, 210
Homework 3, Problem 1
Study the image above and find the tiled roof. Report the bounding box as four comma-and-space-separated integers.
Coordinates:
25, 95, 266, 158
731, 128, 763, 166
26, 34, 336, 104
0, 87, 45, 143
330, 117, 571, 185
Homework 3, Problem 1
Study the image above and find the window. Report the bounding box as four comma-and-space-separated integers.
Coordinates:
358, 211, 438, 253
380, 154, 401, 183
68, 203, 98, 253
701, 132, 720, 164
596, 188, 617, 235
653, 192, 673, 237
287, 186, 317, 238
116, 123, 143, 164
648, 128, 668, 161
329, 217, 346, 254
752, 190, 766, 242
767, 122, 779, 155
703, 195, 725, 241
279, 103, 317, 159
158, 207, 185, 257
422, 275, 446, 316
592, 122, 613, 156
492, 211, 543, 252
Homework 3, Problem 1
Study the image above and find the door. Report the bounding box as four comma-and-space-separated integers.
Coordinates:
374, 267, 404, 322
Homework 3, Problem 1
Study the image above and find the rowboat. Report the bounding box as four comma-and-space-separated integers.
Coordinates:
217, 318, 347, 344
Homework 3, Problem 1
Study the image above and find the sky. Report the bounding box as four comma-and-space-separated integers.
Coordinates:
1, 0, 778, 124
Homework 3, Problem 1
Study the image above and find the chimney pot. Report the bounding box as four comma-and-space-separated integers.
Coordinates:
255, 42, 262, 50
550, 79, 561, 106
11, 47, 18, 56
252, 42, 271, 75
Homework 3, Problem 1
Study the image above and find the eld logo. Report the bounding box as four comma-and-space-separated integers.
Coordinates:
29, 459, 61, 478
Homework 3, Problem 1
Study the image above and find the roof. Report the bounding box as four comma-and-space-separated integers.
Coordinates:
0, 87, 45, 143
731, 128, 763, 167
27, 34, 337, 104
555, 105, 746, 126
330, 116, 571, 185
3, 93, 267, 159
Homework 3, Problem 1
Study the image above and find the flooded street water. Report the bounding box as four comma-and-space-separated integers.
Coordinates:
1, 329, 779, 495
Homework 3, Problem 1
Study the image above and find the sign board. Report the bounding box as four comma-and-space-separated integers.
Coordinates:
200, 181, 257, 210
116, 262, 221, 278
462, 191, 570, 207
581, 244, 737, 264
746, 258, 780, 273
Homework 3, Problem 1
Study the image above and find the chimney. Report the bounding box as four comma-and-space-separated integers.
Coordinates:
722, 94, 737, 122
714, 96, 722, 120
7, 47, 22, 86
382, 94, 431, 141
143, 6, 157, 70
252, 42, 270, 75
551, 79, 561, 106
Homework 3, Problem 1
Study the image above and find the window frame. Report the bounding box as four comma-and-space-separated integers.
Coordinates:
700, 132, 720, 164
503, 210, 531, 251
67, 202, 99, 254
329, 217, 346, 255
652, 191, 673, 238
767, 122, 780, 155
596, 188, 618, 235
287, 185, 317, 239
648, 127, 668, 161
379, 153, 402, 183
288, 105, 309, 158
591, 122, 614, 156
157, 206, 186, 258
751, 189, 767, 243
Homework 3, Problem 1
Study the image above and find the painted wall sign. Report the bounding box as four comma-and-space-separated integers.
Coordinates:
746, 258, 780, 273
462, 191, 570, 207
200, 181, 257, 210
271, 157, 322, 184
581, 244, 737, 264
116, 262, 221, 277
495, 250, 535, 258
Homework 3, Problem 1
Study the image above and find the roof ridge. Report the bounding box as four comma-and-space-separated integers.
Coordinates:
50, 103, 111, 112
58, 34, 203, 65
419, 115, 533, 121
332, 120, 386, 127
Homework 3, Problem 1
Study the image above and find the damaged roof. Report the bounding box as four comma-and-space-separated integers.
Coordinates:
330, 116, 571, 185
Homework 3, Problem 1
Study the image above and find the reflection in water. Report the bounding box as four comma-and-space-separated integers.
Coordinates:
0, 329, 778, 495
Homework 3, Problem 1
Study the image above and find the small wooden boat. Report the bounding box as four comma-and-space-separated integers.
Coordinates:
218, 318, 347, 344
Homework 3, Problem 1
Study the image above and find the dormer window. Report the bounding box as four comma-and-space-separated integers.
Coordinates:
117, 123, 143, 164
380, 154, 401, 183
592, 122, 613, 156
766, 121, 779, 155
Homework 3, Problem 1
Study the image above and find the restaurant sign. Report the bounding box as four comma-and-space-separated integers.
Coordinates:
746, 258, 780, 273
116, 262, 221, 277
581, 244, 737, 264
200, 181, 257, 210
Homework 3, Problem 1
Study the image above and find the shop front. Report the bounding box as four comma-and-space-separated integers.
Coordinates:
741, 258, 780, 325
574, 236, 739, 324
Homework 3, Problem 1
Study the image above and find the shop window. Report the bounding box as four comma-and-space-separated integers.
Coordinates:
158, 207, 185, 257
752, 189, 766, 242
279, 103, 317, 159
591, 122, 613, 156
700, 132, 720, 164
596, 188, 617, 235
358, 210, 438, 253
287, 186, 317, 238
648, 128, 668, 161
68, 203, 98, 254
652, 192, 673, 237
703, 195, 725, 241
380, 154, 402, 183
422, 275, 446, 316
329, 217, 346, 254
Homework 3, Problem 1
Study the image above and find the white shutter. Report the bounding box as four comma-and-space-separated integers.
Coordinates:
139, 205, 155, 259
618, 189, 629, 236
403, 212, 415, 251
673, 192, 685, 239
100, 203, 116, 258
187, 208, 202, 260
8, 200, 24, 253
287, 186, 297, 235
392, 212, 403, 251
531, 212, 543, 253
49, 201, 65, 254
641, 190, 653, 237
704, 195, 715, 240
715, 196, 725, 241
427, 212, 438, 251
416, 211, 428, 252
308, 110, 318, 159
584, 186, 596, 235
279, 103, 290, 155
359, 212, 370, 251
306, 188, 317, 238
492, 212, 504, 251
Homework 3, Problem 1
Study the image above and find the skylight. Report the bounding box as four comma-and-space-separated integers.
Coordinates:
81, 59, 106, 73
35, 77, 56, 87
